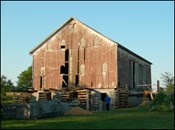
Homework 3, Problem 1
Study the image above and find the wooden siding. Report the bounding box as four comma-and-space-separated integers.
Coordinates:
32, 19, 118, 91
117, 47, 151, 91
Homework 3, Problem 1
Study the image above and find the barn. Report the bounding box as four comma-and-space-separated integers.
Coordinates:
29, 17, 152, 110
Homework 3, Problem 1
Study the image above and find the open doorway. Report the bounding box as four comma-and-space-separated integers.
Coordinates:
101, 93, 107, 102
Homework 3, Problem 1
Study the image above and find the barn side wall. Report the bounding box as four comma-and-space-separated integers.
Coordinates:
117, 47, 151, 107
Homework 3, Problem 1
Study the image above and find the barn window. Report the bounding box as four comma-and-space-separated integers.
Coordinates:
60, 40, 65, 49
61, 45, 65, 49
102, 63, 107, 74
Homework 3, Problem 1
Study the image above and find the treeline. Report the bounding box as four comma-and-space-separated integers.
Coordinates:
1, 66, 32, 94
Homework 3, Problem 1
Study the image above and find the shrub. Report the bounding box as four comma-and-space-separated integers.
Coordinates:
149, 90, 174, 111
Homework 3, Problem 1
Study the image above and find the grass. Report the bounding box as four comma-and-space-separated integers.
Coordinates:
1, 108, 174, 129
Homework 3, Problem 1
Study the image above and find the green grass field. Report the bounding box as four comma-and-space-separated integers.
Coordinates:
1, 108, 174, 129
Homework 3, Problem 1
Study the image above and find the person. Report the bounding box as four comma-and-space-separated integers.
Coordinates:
104, 94, 111, 111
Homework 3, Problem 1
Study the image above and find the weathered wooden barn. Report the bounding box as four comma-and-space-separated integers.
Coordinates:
29, 17, 152, 109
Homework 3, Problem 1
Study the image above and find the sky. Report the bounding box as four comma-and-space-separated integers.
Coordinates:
1, 1, 174, 91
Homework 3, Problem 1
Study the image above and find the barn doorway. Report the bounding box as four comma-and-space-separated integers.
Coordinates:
101, 93, 107, 102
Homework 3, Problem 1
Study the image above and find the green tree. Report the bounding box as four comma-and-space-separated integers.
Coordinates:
1, 75, 15, 94
16, 66, 32, 91
161, 72, 174, 93
150, 72, 174, 111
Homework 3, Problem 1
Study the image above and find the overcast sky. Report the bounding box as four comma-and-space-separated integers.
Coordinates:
1, 1, 174, 90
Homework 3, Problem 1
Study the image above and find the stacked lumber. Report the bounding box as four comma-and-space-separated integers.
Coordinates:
60, 90, 69, 102
38, 92, 46, 101
115, 88, 128, 108
77, 89, 91, 110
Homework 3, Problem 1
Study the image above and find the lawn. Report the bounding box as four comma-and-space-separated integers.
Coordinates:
1, 108, 174, 129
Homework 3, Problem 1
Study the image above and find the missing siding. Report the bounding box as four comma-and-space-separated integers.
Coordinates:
65, 63, 69, 74
84, 48, 86, 62
60, 65, 65, 74
61, 48, 69, 88
65, 49, 69, 62
60, 64, 68, 74
40, 76, 42, 89
75, 75, 79, 87
62, 75, 68, 88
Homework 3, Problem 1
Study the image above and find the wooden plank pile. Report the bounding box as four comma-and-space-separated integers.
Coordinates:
77, 89, 91, 110
115, 88, 128, 108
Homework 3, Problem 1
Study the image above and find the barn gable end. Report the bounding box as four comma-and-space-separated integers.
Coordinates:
30, 17, 118, 91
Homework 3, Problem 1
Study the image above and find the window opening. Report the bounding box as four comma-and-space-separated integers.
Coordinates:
60, 40, 65, 49
61, 45, 65, 49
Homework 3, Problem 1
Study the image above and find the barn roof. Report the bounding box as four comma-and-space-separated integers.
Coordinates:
29, 17, 152, 64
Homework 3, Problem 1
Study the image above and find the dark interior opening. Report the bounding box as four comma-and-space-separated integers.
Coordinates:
71, 91, 78, 98
62, 75, 68, 88
65, 49, 69, 61
61, 45, 65, 49
75, 75, 79, 87
60, 65, 65, 74
84, 48, 86, 62
40, 76, 42, 89
65, 63, 69, 74
46, 92, 51, 100
101, 93, 107, 102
